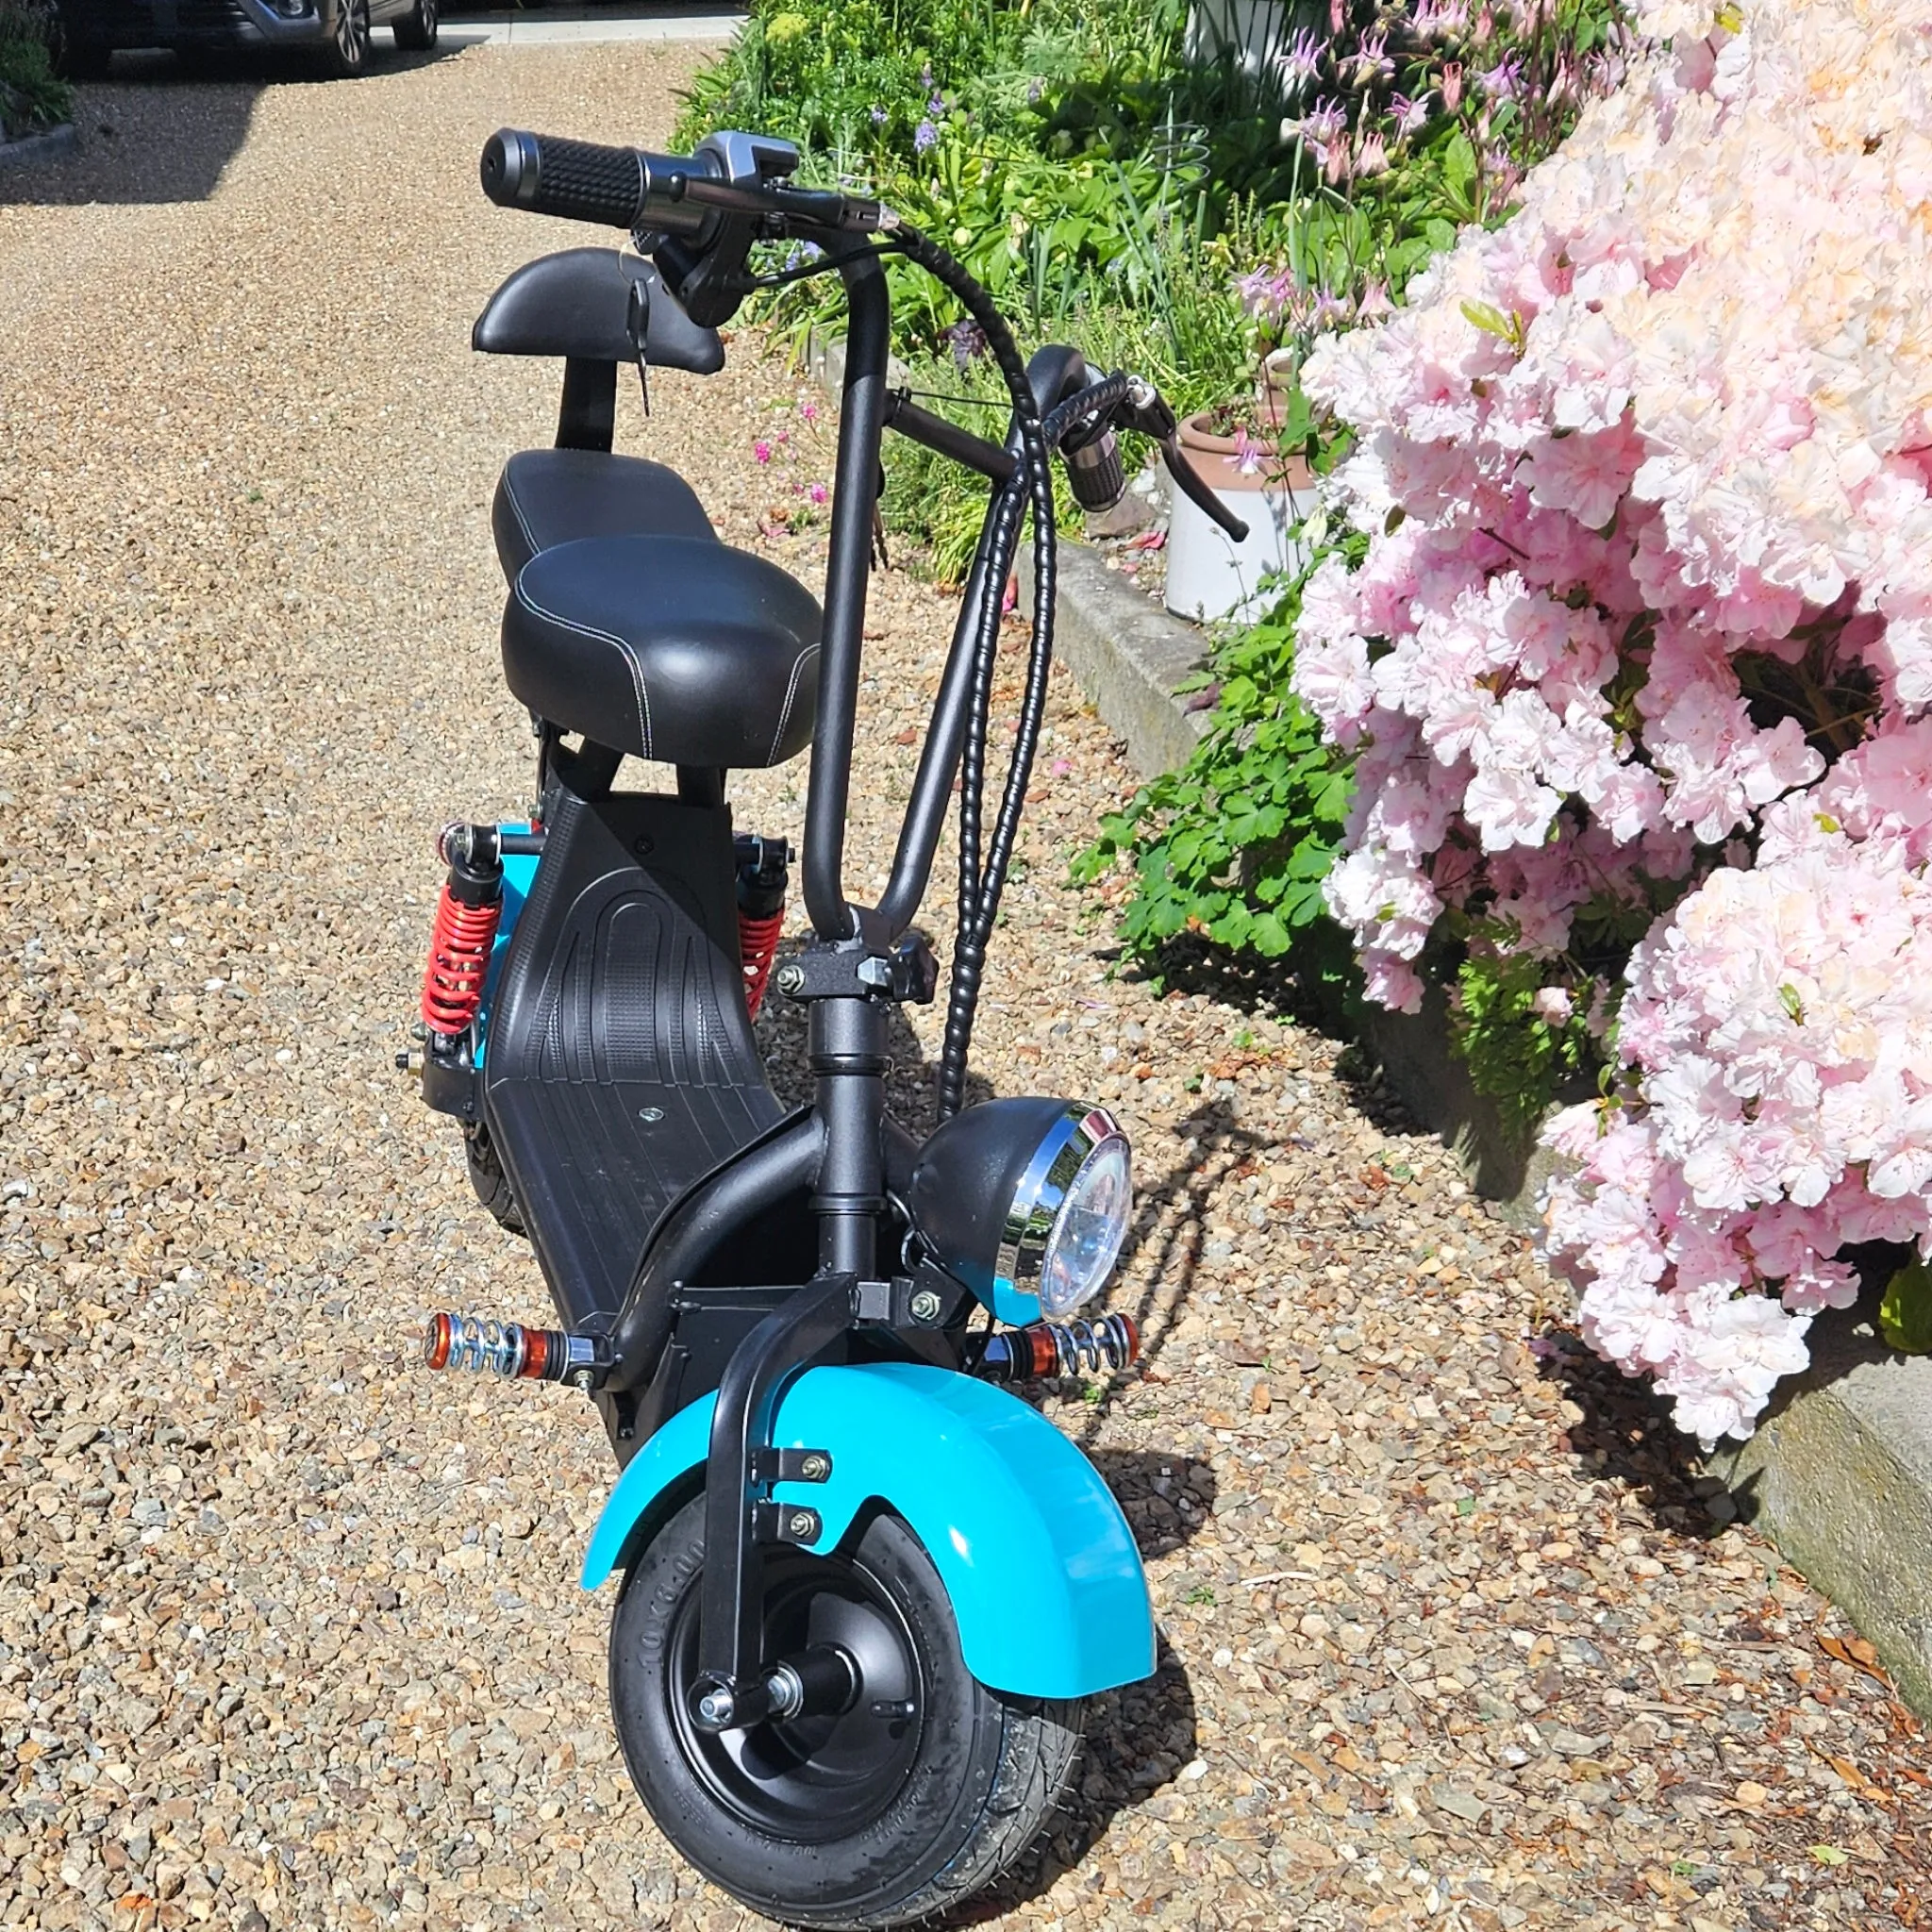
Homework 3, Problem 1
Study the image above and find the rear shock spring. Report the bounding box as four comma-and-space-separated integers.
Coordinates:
421, 837, 505, 1038
738, 909, 785, 1021
972, 1312, 1141, 1383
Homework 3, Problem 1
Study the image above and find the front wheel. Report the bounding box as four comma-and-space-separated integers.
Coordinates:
610, 1494, 1085, 1929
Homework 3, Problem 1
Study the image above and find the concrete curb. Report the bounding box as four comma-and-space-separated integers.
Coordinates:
0, 123, 75, 170
1707, 1311, 1932, 1719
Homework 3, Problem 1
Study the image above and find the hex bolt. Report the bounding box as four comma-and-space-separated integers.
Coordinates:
788, 1511, 818, 1539
798, 1453, 830, 1481
774, 962, 806, 995
908, 1290, 942, 1324
697, 1691, 731, 1725
570, 1369, 596, 1394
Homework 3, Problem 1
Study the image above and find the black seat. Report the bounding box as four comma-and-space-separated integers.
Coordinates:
505, 536, 821, 769
493, 450, 715, 583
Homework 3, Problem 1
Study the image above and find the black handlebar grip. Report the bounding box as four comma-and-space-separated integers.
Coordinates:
1163, 436, 1250, 543
481, 129, 652, 228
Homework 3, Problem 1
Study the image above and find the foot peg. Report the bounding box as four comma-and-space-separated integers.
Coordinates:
969, 1313, 1140, 1382
421, 1310, 606, 1389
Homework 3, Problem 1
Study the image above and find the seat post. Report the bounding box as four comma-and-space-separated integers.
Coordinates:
676, 767, 725, 808
556, 358, 618, 452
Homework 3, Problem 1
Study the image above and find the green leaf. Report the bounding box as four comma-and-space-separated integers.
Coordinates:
1879, 1259, 1932, 1355
1808, 1846, 1850, 1868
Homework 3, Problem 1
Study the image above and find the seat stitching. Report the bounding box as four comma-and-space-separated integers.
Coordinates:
513, 579, 651, 758
500, 468, 541, 557
769, 642, 821, 764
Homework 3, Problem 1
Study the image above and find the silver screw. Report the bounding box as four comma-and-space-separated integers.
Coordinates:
788, 1511, 817, 1539
638, 1106, 664, 1123
799, 1453, 830, 1481
697, 1692, 730, 1724
570, 1369, 596, 1394
909, 1290, 942, 1324
774, 962, 806, 994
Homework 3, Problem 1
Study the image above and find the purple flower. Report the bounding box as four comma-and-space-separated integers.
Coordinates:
1479, 54, 1523, 100
1391, 90, 1433, 139
754, 440, 773, 464
1298, 96, 1348, 146
1356, 278, 1394, 322
945, 318, 988, 369
1309, 289, 1353, 331
1355, 129, 1390, 176
913, 118, 939, 154
799, 398, 820, 425
1027, 75, 1044, 103
1346, 30, 1393, 89
1275, 26, 1323, 90
808, 482, 829, 506
870, 104, 888, 125
1232, 426, 1266, 477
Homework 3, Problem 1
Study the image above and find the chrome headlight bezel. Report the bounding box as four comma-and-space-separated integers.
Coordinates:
996, 1106, 1130, 1315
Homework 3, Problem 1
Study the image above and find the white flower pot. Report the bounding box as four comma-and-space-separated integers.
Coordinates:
1162, 412, 1314, 625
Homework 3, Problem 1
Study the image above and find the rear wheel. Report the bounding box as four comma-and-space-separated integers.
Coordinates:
463, 1122, 525, 1238
392, 0, 438, 51
610, 1495, 1085, 1929
316, 0, 371, 76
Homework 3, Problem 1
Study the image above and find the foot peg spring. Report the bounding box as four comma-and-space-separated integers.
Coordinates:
421, 1310, 604, 1386
971, 1312, 1140, 1383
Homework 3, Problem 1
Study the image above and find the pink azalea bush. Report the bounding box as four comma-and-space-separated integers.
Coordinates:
1289, 0, 1932, 1441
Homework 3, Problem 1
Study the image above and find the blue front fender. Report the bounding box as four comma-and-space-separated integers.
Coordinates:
581, 1361, 1155, 1700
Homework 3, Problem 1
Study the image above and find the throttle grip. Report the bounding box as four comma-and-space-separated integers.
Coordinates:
481, 129, 707, 235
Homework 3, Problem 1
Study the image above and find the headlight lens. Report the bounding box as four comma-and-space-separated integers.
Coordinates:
998, 1107, 1132, 1318
1039, 1125, 1132, 1315
907, 1098, 1135, 1324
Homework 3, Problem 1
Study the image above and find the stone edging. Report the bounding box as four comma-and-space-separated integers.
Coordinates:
812, 337, 1932, 1717
0, 122, 75, 170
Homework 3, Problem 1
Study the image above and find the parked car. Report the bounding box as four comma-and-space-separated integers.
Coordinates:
55, 0, 438, 79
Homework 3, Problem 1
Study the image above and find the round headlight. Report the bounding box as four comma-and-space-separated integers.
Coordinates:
907, 1099, 1135, 1324
999, 1107, 1132, 1317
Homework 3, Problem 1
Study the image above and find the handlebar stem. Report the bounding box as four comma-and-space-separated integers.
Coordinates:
801, 245, 892, 942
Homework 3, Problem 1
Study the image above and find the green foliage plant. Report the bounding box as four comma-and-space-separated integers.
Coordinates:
1073, 533, 1357, 1002
0, 0, 70, 140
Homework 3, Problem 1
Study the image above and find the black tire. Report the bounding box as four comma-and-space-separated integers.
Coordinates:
610, 1495, 1085, 1929
392, 0, 438, 51
315, 0, 371, 76
463, 1123, 525, 1238
50, 8, 111, 78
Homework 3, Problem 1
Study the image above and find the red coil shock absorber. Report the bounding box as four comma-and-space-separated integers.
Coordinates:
421, 832, 505, 1037
736, 839, 790, 1022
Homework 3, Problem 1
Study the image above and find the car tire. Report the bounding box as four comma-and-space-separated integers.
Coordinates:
50, 6, 111, 78
392, 0, 438, 51
610, 1495, 1087, 1929
316, 0, 372, 77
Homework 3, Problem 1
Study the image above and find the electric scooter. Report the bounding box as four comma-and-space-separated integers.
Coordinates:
407, 124, 1248, 1928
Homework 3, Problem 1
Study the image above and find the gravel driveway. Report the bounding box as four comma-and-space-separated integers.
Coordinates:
3, 45, 1928, 1932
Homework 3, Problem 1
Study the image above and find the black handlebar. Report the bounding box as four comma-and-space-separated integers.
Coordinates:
481, 130, 713, 234
481, 128, 888, 240
1163, 436, 1249, 542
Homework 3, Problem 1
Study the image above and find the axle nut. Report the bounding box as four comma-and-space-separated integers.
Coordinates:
774, 962, 807, 995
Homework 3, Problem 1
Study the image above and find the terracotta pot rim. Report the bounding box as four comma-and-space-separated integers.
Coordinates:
1174, 410, 1317, 492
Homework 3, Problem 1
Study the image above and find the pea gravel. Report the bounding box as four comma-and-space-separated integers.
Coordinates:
3, 44, 1930, 1932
